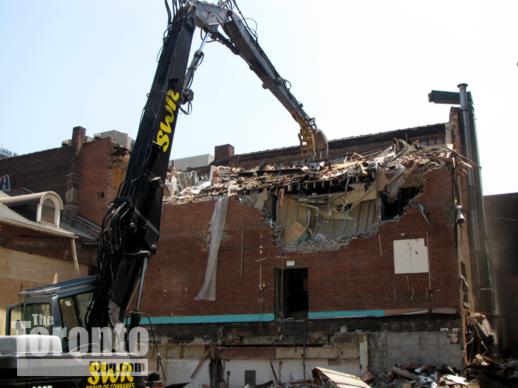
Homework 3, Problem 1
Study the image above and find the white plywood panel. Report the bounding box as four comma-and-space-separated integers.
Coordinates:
393, 238, 429, 274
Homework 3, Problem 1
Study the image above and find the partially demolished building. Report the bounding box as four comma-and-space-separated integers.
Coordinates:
137, 107, 492, 386
0, 107, 493, 386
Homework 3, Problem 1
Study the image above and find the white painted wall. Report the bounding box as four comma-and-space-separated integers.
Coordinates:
164, 358, 360, 388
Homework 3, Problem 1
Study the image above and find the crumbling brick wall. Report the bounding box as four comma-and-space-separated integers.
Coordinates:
78, 138, 128, 224
141, 167, 459, 317
0, 133, 129, 226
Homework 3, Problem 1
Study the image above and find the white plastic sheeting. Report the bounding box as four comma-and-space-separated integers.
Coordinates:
195, 196, 229, 301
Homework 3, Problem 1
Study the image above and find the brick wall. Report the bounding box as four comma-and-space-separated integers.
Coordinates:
224, 124, 447, 169
0, 132, 129, 226
485, 193, 518, 357
78, 138, 128, 224
0, 223, 94, 264
0, 147, 70, 198
141, 167, 458, 317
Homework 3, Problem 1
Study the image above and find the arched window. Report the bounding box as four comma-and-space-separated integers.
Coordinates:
40, 198, 56, 224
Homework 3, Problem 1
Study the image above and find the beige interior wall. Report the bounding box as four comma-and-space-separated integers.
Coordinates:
0, 246, 88, 335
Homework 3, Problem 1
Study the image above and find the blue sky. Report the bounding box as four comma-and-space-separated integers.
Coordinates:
1, 0, 517, 195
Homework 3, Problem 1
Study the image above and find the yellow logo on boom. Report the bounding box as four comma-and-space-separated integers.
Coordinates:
156, 89, 180, 152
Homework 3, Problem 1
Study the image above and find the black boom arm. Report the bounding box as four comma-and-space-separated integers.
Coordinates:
86, 1, 327, 329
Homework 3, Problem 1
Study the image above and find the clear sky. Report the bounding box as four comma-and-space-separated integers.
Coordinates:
1, 0, 517, 195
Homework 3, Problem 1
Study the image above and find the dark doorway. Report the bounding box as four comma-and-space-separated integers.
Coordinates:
275, 268, 308, 319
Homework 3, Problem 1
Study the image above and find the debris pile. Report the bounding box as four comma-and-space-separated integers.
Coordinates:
166, 140, 471, 251
466, 354, 518, 386
364, 364, 468, 387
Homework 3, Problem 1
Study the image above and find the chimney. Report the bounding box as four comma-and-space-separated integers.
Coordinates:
214, 144, 234, 164
71, 126, 86, 156
63, 126, 85, 223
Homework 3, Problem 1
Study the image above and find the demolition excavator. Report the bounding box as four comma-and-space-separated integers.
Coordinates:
1, 1, 327, 386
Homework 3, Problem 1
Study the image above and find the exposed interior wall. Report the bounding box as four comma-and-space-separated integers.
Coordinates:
0, 246, 88, 335
164, 358, 360, 387
146, 327, 462, 385
149, 341, 365, 387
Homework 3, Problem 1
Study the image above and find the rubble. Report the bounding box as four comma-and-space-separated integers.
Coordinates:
369, 363, 467, 388
466, 354, 518, 387
165, 140, 471, 252
168, 140, 466, 203
312, 366, 371, 388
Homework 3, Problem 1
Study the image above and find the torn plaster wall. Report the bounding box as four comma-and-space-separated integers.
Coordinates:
276, 183, 380, 246
315, 199, 378, 240
195, 196, 229, 301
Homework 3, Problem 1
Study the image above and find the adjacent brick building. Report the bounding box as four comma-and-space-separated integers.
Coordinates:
485, 193, 518, 358
0, 127, 130, 226
0, 128, 128, 335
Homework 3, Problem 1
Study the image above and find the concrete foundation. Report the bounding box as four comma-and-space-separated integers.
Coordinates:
368, 331, 463, 372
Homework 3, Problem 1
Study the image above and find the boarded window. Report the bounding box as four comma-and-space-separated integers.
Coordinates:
393, 238, 429, 274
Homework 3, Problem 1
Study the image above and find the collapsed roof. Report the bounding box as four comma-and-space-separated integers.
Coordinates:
166, 140, 471, 251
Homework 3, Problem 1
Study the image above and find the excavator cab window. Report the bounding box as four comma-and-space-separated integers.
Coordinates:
6, 302, 52, 335
59, 292, 93, 330
7, 304, 22, 335
25, 303, 52, 333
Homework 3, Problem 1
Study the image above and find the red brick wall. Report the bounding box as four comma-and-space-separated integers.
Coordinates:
141, 168, 459, 316
0, 223, 95, 265
0, 147, 70, 198
0, 135, 128, 226
78, 138, 123, 224
485, 193, 518, 356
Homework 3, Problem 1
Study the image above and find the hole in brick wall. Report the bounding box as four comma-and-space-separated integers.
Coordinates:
381, 186, 421, 220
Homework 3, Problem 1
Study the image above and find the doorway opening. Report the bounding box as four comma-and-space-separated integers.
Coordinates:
275, 267, 308, 319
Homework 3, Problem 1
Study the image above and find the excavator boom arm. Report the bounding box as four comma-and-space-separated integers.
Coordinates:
86, 1, 327, 329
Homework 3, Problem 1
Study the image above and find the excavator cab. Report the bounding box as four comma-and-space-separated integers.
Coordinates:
5, 277, 96, 352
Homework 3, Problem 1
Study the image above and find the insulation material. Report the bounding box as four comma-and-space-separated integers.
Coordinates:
195, 196, 229, 301
393, 238, 429, 274
283, 221, 307, 245
314, 199, 378, 240
254, 189, 268, 209
342, 183, 377, 205
277, 196, 310, 232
